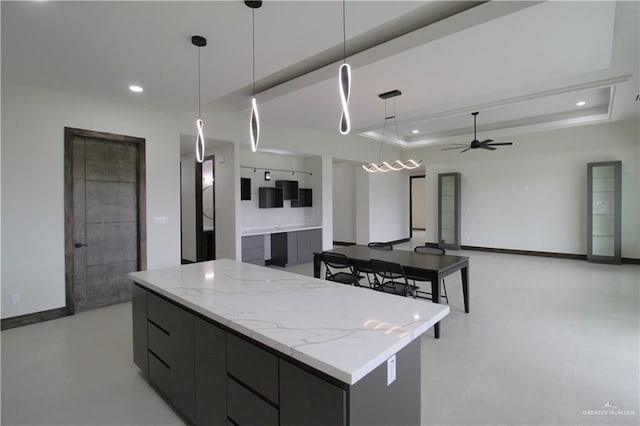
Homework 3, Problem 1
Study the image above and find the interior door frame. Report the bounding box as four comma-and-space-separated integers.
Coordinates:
195, 154, 215, 262
64, 127, 147, 316
409, 175, 425, 238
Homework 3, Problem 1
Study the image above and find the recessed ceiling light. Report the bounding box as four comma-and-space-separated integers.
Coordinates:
412, 129, 419, 134
576, 101, 586, 106
129, 85, 143, 93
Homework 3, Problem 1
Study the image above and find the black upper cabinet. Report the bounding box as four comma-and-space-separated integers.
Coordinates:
291, 188, 312, 207
241, 178, 251, 201
276, 180, 299, 200
259, 187, 283, 208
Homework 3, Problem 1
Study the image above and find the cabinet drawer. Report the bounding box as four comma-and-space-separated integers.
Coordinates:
242, 247, 264, 262
148, 321, 172, 366
227, 333, 279, 404
148, 351, 172, 399
242, 235, 264, 249
147, 292, 176, 333
227, 377, 278, 426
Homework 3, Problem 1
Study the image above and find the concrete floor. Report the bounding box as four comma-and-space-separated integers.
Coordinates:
2, 248, 638, 425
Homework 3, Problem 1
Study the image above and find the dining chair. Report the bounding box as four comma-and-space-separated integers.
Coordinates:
367, 242, 393, 251
370, 259, 416, 297
410, 245, 449, 303
351, 258, 379, 289
321, 252, 361, 286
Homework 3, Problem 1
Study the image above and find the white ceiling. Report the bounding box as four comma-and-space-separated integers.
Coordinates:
2, 1, 638, 153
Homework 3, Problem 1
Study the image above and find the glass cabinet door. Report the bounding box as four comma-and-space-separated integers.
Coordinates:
587, 161, 621, 264
438, 173, 461, 250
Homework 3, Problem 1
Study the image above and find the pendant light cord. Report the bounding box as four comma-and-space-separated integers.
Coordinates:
252, 9, 256, 96
393, 98, 405, 162
342, 0, 346, 64
197, 46, 201, 119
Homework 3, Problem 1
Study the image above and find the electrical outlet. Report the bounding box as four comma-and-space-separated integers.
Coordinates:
11, 293, 21, 304
387, 355, 396, 386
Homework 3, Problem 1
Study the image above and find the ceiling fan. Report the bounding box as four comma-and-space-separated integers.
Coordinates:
442, 112, 513, 153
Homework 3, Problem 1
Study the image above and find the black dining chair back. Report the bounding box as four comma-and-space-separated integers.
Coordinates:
411, 245, 449, 302
321, 252, 359, 286
368, 242, 393, 251
370, 259, 416, 297
350, 258, 378, 289
414, 245, 445, 255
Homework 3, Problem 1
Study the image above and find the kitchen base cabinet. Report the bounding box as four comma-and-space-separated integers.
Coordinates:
194, 317, 226, 426
133, 284, 422, 426
270, 228, 321, 267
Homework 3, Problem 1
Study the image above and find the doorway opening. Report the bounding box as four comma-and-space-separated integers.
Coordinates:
196, 155, 216, 261
64, 127, 146, 315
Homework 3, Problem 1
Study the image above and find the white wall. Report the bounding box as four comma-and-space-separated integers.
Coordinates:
369, 171, 410, 243
1, 83, 181, 318
332, 162, 357, 243
411, 177, 426, 229
418, 119, 640, 257
180, 153, 197, 262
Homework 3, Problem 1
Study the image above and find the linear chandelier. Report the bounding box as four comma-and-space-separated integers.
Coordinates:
362, 90, 423, 173
246, 1, 262, 152
192, 35, 207, 163
338, 0, 351, 135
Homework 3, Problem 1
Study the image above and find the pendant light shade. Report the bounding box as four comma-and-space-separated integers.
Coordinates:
192, 35, 207, 163
339, 63, 351, 135
250, 97, 260, 152
246, 1, 262, 152
362, 91, 423, 173
338, 0, 351, 135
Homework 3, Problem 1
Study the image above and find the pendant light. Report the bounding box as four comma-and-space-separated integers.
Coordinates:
362, 90, 423, 173
192, 35, 207, 163
339, 0, 351, 135
246, 1, 262, 152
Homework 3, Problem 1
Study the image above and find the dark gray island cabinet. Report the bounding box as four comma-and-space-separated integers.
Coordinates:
131, 260, 448, 426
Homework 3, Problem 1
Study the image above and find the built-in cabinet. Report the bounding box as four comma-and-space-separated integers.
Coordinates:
587, 161, 622, 264
241, 235, 265, 266
438, 172, 461, 250
271, 228, 322, 267
133, 285, 417, 425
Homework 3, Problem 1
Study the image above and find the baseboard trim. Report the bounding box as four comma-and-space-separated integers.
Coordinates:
455, 245, 639, 264
333, 241, 356, 246
1, 307, 68, 330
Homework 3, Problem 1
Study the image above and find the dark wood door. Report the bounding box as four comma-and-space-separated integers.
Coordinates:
71, 136, 139, 311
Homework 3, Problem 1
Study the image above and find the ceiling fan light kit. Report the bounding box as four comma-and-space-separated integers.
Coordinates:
362, 90, 423, 173
442, 111, 514, 153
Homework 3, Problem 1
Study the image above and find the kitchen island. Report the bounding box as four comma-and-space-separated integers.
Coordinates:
130, 259, 449, 426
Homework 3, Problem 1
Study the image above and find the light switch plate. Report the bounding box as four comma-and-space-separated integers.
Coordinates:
387, 355, 396, 386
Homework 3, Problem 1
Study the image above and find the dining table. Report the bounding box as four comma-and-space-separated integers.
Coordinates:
314, 245, 470, 338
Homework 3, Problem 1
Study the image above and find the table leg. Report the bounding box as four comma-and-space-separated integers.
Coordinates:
432, 276, 441, 339
461, 265, 469, 314
313, 254, 321, 279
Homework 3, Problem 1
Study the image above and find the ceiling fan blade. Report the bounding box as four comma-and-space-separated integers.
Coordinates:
479, 138, 493, 144
460, 147, 471, 153
442, 146, 468, 151
485, 142, 513, 146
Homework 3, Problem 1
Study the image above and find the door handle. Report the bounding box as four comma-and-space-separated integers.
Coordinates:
74, 242, 88, 248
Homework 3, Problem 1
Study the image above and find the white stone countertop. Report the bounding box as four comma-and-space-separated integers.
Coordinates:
241, 225, 321, 237
129, 259, 449, 385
